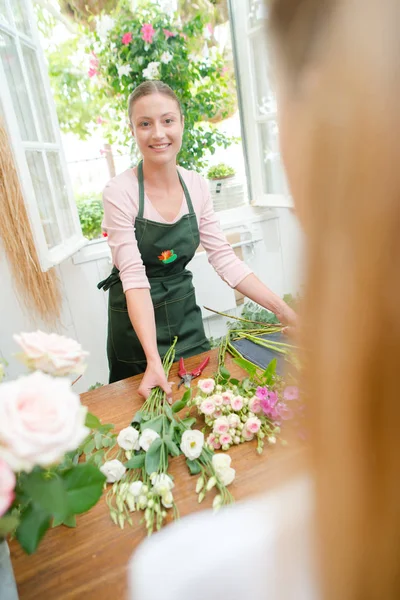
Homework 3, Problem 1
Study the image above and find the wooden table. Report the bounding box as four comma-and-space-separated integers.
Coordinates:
10, 349, 300, 599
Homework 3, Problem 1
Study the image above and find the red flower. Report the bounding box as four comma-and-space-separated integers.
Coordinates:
102, 232, 108, 238
158, 250, 173, 261
141, 23, 155, 44
122, 32, 132, 45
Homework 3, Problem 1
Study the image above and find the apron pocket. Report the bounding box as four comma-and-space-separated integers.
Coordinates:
164, 289, 207, 354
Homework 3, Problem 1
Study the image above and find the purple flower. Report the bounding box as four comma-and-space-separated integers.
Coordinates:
260, 390, 279, 419
283, 386, 299, 401
255, 386, 268, 400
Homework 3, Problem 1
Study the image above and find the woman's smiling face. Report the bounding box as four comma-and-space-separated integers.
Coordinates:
130, 93, 184, 165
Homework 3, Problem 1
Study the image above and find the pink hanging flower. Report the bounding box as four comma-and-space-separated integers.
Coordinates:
163, 28, 176, 38
122, 32, 133, 45
141, 23, 155, 44
283, 386, 299, 401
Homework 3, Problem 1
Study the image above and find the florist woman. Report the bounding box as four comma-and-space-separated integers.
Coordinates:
99, 81, 296, 396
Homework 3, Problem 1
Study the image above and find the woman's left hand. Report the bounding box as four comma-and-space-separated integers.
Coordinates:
276, 304, 298, 336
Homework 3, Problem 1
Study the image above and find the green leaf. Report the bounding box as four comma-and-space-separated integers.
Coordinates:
171, 399, 186, 413
21, 471, 68, 521
230, 378, 239, 386
52, 514, 76, 528
262, 359, 277, 386
180, 417, 197, 429
164, 403, 173, 420
219, 366, 230, 380
140, 415, 163, 434
0, 514, 19, 537
83, 438, 96, 455
94, 431, 102, 450
85, 412, 102, 429
164, 436, 181, 457
16, 504, 51, 554
124, 453, 145, 469
61, 464, 105, 514
145, 439, 163, 475
131, 410, 143, 426
181, 389, 192, 405
98, 424, 114, 434
186, 459, 201, 475
234, 356, 257, 377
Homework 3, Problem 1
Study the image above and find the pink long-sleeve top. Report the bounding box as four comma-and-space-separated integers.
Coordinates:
102, 166, 252, 293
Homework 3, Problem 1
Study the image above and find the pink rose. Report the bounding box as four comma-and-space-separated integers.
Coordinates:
213, 409, 222, 418
220, 433, 232, 446
207, 434, 221, 450
200, 399, 215, 416
122, 32, 132, 45
141, 23, 155, 44
14, 331, 88, 377
222, 391, 233, 405
163, 28, 176, 38
0, 459, 15, 517
0, 371, 89, 472
249, 397, 262, 414
228, 414, 241, 428
213, 417, 229, 435
283, 386, 299, 401
242, 428, 254, 441
213, 394, 223, 407
246, 416, 261, 434
198, 378, 215, 394
230, 396, 244, 411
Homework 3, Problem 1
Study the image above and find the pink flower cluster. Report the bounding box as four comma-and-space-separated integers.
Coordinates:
88, 52, 99, 78
256, 386, 295, 421
122, 32, 132, 45
141, 23, 155, 44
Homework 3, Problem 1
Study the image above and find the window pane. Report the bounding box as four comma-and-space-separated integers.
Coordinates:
47, 151, 75, 238
0, 0, 10, 26
26, 150, 61, 248
0, 31, 38, 141
251, 32, 275, 117
22, 44, 55, 142
260, 120, 288, 195
8, 0, 31, 36
247, 0, 268, 29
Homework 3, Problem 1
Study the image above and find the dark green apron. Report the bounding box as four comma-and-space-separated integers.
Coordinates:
98, 161, 210, 383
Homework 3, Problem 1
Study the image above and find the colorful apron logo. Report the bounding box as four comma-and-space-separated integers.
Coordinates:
158, 249, 177, 264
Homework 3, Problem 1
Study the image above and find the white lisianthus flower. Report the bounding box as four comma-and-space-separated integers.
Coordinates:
100, 459, 126, 483
161, 490, 174, 508
142, 61, 160, 80
212, 453, 231, 472
139, 429, 160, 451
129, 481, 144, 498
160, 51, 173, 64
180, 430, 204, 460
117, 64, 131, 78
150, 473, 174, 496
219, 467, 236, 486
117, 426, 140, 451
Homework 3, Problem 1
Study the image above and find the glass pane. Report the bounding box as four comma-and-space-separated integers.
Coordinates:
251, 32, 275, 117
0, 31, 38, 141
47, 151, 75, 238
260, 120, 288, 195
26, 150, 61, 248
22, 44, 55, 142
0, 0, 10, 26
248, 0, 268, 29
9, 0, 31, 36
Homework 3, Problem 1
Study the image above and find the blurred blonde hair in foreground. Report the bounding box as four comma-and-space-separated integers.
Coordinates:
268, 0, 400, 599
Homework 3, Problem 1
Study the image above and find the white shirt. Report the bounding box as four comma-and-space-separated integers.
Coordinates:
129, 476, 318, 600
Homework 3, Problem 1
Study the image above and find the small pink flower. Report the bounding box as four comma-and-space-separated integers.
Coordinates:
0, 459, 15, 517
200, 399, 215, 416
228, 414, 241, 428
213, 409, 222, 418
198, 378, 215, 394
222, 391, 233, 405
88, 68, 98, 78
246, 416, 261, 434
260, 391, 279, 418
242, 428, 254, 441
249, 397, 262, 414
220, 433, 232, 446
207, 434, 221, 450
255, 386, 269, 400
141, 23, 155, 44
163, 29, 176, 38
277, 403, 294, 420
213, 417, 229, 435
283, 386, 299, 401
122, 32, 132, 45
230, 396, 244, 411
213, 394, 223, 407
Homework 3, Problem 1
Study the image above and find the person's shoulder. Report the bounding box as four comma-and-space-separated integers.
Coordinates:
178, 165, 207, 189
103, 168, 137, 194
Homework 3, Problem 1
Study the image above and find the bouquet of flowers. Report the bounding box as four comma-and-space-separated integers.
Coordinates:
0, 332, 105, 554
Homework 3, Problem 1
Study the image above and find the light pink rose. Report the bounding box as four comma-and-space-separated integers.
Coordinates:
249, 397, 262, 414
207, 434, 221, 450
230, 396, 244, 411
213, 394, 224, 407
246, 416, 261, 434
220, 433, 232, 446
0, 371, 89, 472
14, 331, 88, 377
213, 409, 222, 418
198, 378, 215, 394
242, 428, 254, 441
0, 459, 15, 516
200, 399, 215, 415
221, 391, 233, 405
213, 417, 229, 435
228, 414, 241, 428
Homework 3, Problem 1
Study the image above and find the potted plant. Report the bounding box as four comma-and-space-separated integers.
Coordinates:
207, 163, 245, 211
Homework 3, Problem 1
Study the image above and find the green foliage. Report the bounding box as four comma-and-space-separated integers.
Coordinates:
87, 382, 104, 391
76, 193, 104, 240
207, 163, 235, 180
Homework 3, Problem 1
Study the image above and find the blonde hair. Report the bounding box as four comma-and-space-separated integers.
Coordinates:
128, 81, 182, 126
269, 1, 400, 599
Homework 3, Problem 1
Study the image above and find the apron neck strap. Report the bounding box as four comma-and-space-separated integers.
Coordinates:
137, 160, 195, 219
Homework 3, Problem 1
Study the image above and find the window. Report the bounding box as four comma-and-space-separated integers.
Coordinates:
228, 0, 292, 208
0, 0, 86, 271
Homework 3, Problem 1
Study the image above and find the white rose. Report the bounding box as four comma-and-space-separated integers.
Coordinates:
150, 473, 174, 496
161, 490, 174, 508
117, 427, 140, 451
212, 453, 232, 472
14, 331, 88, 377
0, 372, 89, 472
180, 430, 204, 460
139, 429, 160, 451
219, 467, 236, 486
100, 459, 126, 483
129, 481, 144, 498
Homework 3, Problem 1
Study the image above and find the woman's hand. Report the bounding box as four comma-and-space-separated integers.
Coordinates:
276, 303, 298, 336
138, 358, 173, 403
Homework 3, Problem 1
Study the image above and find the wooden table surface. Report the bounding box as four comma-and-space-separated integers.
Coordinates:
9, 349, 300, 600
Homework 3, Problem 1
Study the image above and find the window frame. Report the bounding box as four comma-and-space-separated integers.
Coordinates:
0, 0, 87, 271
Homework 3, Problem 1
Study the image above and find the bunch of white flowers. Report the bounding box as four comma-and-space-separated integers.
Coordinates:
142, 61, 160, 80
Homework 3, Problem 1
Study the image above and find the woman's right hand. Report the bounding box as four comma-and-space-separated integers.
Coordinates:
138, 358, 173, 403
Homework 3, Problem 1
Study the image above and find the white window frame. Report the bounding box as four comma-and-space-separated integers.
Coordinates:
0, 0, 87, 272
228, 0, 293, 208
